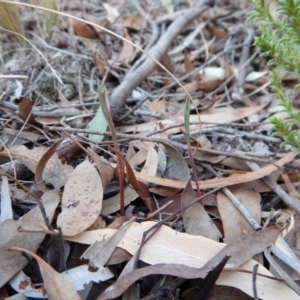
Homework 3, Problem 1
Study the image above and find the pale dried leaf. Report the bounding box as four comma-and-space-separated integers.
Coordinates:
0, 191, 59, 288
10, 265, 113, 299
82, 218, 135, 267
182, 181, 222, 241
103, 3, 120, 23
57, 160, 103, 237
88, 150, 114, 192
85, 223, 292, 300
163, 143, 190, 181
0, 176, 12, 223
134, 152, 294, 189
217, 185, 261, 243
35, 140, 62, 192
9, 247, 80, 300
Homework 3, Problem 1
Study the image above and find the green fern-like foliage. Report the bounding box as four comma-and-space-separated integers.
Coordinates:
248, 0, 300, 152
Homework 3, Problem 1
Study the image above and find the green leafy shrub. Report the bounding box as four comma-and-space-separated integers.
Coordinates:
248, 0, 300, 152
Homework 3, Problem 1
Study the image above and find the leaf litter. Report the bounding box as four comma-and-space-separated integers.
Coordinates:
1, 0, 300, 299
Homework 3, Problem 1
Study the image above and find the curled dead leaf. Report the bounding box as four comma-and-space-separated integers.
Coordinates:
9, 247, 80, 300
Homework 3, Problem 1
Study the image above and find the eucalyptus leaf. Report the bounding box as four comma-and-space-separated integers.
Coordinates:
88, 85, 109, 143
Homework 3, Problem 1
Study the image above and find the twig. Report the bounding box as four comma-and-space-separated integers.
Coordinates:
202, 163, 262, 230
171, 126, 282, 143
245, 161, 300, 215
78, 64, 88, 114
252, 264, 259, 300
117, 95, 150, 121
143, 200, 173, 221
28, 31, 93, 61
109, 0, 212, 117
46, 125, 290, 165
0, 101, 93, 117
37, 198, 53, 230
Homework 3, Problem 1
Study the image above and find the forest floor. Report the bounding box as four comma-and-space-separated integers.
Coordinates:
0, 0, 300, 299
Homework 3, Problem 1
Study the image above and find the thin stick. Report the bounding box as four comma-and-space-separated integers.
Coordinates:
202, 163, 261, 230
252, 264, 259, 300
245, 161, 300, 215
46, 126, 284, 165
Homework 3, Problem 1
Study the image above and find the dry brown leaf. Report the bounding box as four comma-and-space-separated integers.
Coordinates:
84, 14, 106, 33
9, 247, 80, 300
149, 186, 181, 197
193, 151, 226, 164
176, 81, 199, 93
125, 142, 136, 161
0, 145, 73, 190
182, 181, 222, 241
0, 191, 59, 288
217, 185, 261, 243
102, 145, 158, 215
207, 25, 229, 38
17, 97, 41, 128
83, 222, 291, 300
163, 143, 190, 181
68, 18, 98, 39
158, 53, 175, 73
148, 99, 166, 114
128, 147, 148, 167
135, 152, 294, 189
124, 14, 146, 31
106, 247, 132, 265
35, 140, 62, 192
57, 160, 103, 237
82, 218, 135, 268
223, 59, 235, 86
88, 150, 114, 192
94, 55, 109, 78
184, 51, 195, 74
197, 74, 223, 92
56, 138, 82, 163
1, 128, 40, 147
113, 148, 155, 212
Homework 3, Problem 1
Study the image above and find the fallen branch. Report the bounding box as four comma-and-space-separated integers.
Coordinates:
109, 0, 213, 117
